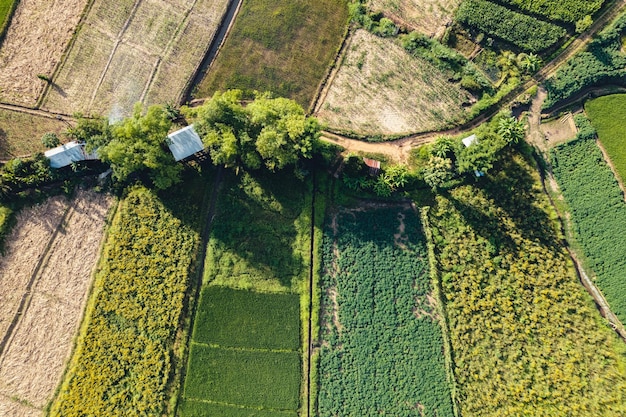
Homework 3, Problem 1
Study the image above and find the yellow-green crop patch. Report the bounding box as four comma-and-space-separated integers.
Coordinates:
194, 0, 348, 108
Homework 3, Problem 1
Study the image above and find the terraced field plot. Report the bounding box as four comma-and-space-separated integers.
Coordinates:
367, 0, 461, 35
43, 0, 230, 117
194, 0, 348, 108
181, 287, 301, 416
0, 0, 88, 106
316, 30, 471, 136
0, 190, 112, 417
318, 207, 454, 417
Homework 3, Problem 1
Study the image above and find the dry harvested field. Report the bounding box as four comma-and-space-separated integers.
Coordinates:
316, 30, 471, 136
43, 0, 230, 118
540, 113, 577, 148
0, 190, 112, 416
0, 0, 89, 106
367, 0, 461, 36
0, 109, 68, 159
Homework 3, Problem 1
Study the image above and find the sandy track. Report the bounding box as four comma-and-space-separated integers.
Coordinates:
0, 0, 89, 106
0, 189, 113, 414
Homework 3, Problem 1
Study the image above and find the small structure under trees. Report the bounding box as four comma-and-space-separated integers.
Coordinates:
462, 134, 478, 148
44, 141, 98, 168
166, 125, 204, 162
363, 158, 381, 175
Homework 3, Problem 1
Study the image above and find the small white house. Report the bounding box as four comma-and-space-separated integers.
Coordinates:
166, 125, 204, 162
462, 134, 478, 148
45, 142, 98, 168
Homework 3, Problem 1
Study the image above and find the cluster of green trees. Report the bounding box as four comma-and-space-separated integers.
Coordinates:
544, 13, 626, 109
50, 186, 202, 417
418, 112, 525, 189
341, 156, 410, 196
498, 0, 603, 24
428, 151, 626, 416
456, 0, 567, 52
318, 208, 454, 417
551, 137, 626, 324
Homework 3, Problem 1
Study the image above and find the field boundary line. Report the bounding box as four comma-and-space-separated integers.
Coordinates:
190, 340, 298, 354
88, 0, 144, 112
182, 0, 244, 105
181, 397, 296, 414
0, 199, 74, 362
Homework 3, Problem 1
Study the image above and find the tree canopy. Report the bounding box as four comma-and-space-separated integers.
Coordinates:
193, 90, 320, 172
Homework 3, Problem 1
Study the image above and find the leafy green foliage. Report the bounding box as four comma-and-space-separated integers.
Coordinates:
41, 132, 60, 148
194, 0, 348, 106
0, 153, 54, 200
98, 104, 182, 190
205, 170, 311, 292
456, 0, 567, 52
497, 0, 604, 23
193, 286, 300, 350
498, 115, 526, 144
544, 14, 626, 108
573, 113, 597, 141
551, 138, 626, 324
179, 400, 297, 417
67, 115, 112, 153
194, 90, 320, 172
184, 346, 301, 410
428, 151, 626, 416
586, 94, 626, 181
318, 208, 454, 417
50, 186, 201, 417
423, 156, 454, 189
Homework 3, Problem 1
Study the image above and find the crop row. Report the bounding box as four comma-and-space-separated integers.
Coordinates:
496, 0, 605, 23
318, 208, 454, 417
427, 151, 626, 416
456, 0, 567, 52
551, 137, 626, 324
544, 13, 626, 109
49, 186, 200, 417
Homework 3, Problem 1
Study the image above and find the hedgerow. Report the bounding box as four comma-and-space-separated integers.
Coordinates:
551, 138, 626, 324
544, 13, 626, 109
428, 151, 626, 416
456, 0, 567, 52
496, 0, 605, 23
193, 286, 300, 350
184, 346, 301, 410
318, 208, 454, 417
49, 186, 200, 417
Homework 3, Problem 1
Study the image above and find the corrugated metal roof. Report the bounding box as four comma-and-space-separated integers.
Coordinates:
167, 125, 204, 161
462, 134, 478, 148
45, 141, 94, 168
363, 158, 381, 169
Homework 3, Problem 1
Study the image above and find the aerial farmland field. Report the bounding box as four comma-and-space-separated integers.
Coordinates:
367, 0, 461, 36
43, 0, 231, 117
0, 190, 112, 417
586, 94, 626, 182
316, 29, 472, 136
0, 0, 88, 107
0, 109, 69, 159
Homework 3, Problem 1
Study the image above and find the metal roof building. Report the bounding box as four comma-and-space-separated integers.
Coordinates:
45, 142, 98, 168
167, 125, 204, 161
462, 134, 478, 148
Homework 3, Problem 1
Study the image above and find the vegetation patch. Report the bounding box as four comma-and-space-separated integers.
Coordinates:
366, 0, 461, 35
316, 29, 472, 136
179, 400, 298, 417
551, 137, 626, 325
455, 0, 567, 52
585, 94, 626, 181
44, 0, 231, 117
428, 151, 626, 416
0, 110, 68, 160
318, 208, 454, 417
496, 0, 605, 24
193, 286, 300, 350
193, 0, 348, 108
49, 186, 203, 417
0, 0, 17, 40
184, 346, 301, 410
544, 14, 626, 109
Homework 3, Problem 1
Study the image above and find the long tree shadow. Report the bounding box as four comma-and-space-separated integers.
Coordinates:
208, 168, 309, 289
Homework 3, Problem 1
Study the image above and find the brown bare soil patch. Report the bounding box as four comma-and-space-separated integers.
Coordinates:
43, 0, 230, 117
0, 0, 89, 106
367, 0, 461, 36
0, 396, 39, 417
0, 190, 112, 414
540, 113, 577, 149
316, 30, 471, 136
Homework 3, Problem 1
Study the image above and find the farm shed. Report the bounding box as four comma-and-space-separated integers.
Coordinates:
462, 134, 478, 147
363, 158, 381, 175
45, 142, 98, 168
167, 125, 204, 161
